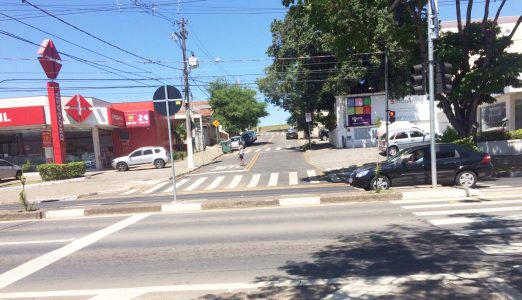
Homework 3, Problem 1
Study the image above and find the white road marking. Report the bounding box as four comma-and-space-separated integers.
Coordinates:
0, 273, 494, 300
142, 181, 170, 194
227, 175, 243, 189
265, 148, 271, 151
279, 197, 320, 206
120, 189, 138, 195
0, 239, 75, 246
289, 172, 299, 185
268, 173, 279, 187
414, 206, 522, 216
244, 149, 252, 154
46, 209, 84, 219
452, 227, 522, 236
402, 199, 522, 210
307, 170, 319, 184
429, 215, 522, 226
184, 177, 207, 192
477, 243, 522, 254
255, 149, 261, 153
276, 147, 282, 150
391, 197, 474, 204
206, 176, 224, 190
0, 214, 149, 290
247, 174, 261, 188
163, 178, 189, 193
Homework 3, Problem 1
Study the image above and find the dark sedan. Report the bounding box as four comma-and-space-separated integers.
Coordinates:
349, 143, 493, 190
286, 128, 298, 139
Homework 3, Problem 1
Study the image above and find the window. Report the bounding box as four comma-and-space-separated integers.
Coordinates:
409, 131, 425, 138
436, 145, 457, 159
130, 150, 142, 157
154, 149, 160, 153
143, 149, 153, 155
354, 127, 371, 140
395, 132, 408, 140
0, 160, 10, 167
481, 102, 506, 131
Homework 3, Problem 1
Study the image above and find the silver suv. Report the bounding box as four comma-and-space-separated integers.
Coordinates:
379, 128, 430, 156
112, 146, 170, 171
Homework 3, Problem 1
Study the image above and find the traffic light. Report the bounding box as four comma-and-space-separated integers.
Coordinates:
436, 62, 453, 94
388, 110, 396, 124
411, 64, 425, 95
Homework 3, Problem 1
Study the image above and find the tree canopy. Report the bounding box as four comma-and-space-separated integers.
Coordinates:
275, 0, 522, 138
207, 79, 268, 134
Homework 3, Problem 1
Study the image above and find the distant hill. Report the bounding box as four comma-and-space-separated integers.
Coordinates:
258, 124, 290, 132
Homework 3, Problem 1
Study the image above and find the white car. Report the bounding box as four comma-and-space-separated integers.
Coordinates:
230, 136, 244, 150
379, 128, 430, 156
0, 159, 22, 180
111, 146, 170, 171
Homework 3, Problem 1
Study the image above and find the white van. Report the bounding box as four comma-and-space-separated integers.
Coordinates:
378, 128, 430, 155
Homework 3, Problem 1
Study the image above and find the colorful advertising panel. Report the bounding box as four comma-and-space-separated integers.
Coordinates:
47, 81, 66, 164
108, 108, 126, 127
125, 110, 151, 127
346, 96, 372, 127
0, 106, 46, 127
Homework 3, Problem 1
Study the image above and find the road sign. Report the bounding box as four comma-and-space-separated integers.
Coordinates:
153, 85, 183, 116
212, 120, 220, 127
305, 112, 312, 123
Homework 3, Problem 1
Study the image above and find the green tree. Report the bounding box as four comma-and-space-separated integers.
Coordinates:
207, 79, 268, 134
283, 0, 522, 138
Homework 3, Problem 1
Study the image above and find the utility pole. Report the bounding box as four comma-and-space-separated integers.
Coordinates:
177, 18, 194, 169
428, 0, 438, 188
384, 47, 390, 159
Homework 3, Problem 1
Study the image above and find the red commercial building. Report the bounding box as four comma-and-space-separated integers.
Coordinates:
0, 95, 217, 169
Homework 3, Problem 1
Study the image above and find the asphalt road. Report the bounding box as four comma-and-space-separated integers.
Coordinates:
1, 195, 522, 299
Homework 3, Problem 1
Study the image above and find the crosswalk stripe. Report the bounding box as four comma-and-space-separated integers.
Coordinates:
248, 174, 261, 188
121, 188, 138, 195
477, 243, 522, 255
268, 173, 278, 187
276, 147, 282, 150
255, 149, 261, 153
227, 175, 243, 189
391, 197, 474, 204
163, 178, 189, 192
414, 206, 522, 216
452, 227, 522, 236
142, 181, 170, 194
289, 172, 298, 185
307, 170, 319, 184
428, 215, 522, 226
206, 176, 224, 190
402, 199, 522, 210
265, 148, 271, 151
184, 177, 207, 192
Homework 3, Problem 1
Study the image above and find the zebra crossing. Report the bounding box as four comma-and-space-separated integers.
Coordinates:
392, 195, 522, 261
125, 169, 323, 195
241, 145, 297, 154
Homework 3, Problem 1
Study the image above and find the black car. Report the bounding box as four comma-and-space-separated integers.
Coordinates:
286, 128, 298, 139
349, 143, 493, 190
241, 132, 255, 145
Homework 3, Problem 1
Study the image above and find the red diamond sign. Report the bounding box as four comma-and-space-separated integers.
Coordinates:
65, 95, 93, 123
37, 39, 62, 80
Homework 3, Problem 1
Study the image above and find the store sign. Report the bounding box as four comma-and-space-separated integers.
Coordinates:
345, 96, 372, 127
108, 108, 125, 127
0, 106, 45, 127
42, 130, 52, 148
125, 111, 150, 127
47, 81, 66, 164
65, 94, 93, 123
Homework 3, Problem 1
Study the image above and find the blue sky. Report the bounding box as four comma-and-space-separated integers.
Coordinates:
0, 1, 520, 126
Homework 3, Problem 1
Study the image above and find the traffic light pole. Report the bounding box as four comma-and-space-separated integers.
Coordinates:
428, 0, 438, 188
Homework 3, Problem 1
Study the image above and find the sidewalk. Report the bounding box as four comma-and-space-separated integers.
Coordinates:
0, 145, 223, 205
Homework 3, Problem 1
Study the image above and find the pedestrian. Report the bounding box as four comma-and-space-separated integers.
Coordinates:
238, 144, 245, 166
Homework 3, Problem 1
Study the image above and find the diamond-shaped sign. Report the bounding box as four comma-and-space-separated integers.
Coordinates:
37, 39, 62, 80
65, 94, 93, 123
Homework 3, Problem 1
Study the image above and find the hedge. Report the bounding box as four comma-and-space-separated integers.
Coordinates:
37, 162, 87, 181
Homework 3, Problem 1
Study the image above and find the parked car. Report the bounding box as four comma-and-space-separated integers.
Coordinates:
112, 146, 170, 171
230, 136, 244, 150
0, 159, 22, 180
378, 128, 430, 156
247, 130, 257, 142
319, 128, 329, 141
286, 128, 298, 139
350, 143, 493, 190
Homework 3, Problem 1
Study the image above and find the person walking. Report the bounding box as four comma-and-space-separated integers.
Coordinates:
238, 144, 245, 166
